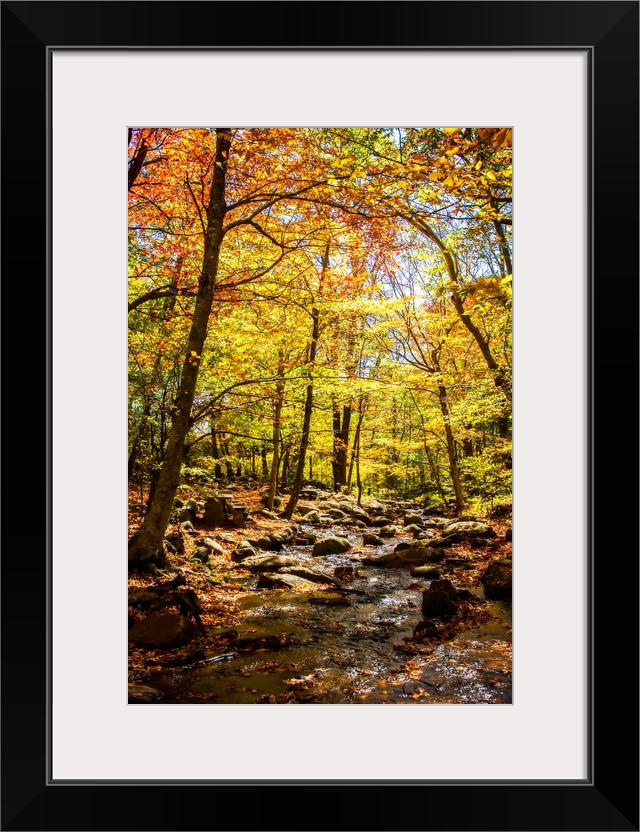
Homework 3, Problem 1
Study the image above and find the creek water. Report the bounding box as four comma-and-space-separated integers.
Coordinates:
150, 524, 512, 704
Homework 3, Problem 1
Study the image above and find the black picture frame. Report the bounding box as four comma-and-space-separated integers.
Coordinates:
2, 2, 638, 830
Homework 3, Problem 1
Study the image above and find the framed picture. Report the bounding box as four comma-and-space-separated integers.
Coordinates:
2, 2, 637, 830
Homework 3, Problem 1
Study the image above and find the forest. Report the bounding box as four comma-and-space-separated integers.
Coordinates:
128, 127, 513, 704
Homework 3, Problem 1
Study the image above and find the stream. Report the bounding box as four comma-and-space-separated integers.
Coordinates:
148, 524, 512, 704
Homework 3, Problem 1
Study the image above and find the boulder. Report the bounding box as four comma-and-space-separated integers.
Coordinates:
302, 510, 321, 524
404, 513, 424, 526
428, 579, 458, 600
378, 525, 402, 537
326, 508, 347, 520
128, 613, 199, 648
189, 546, 210, 564
295, 503, 318, 516
278, 566, 340, 586
364, 499, 386, 514
294, 531, 317, 546
422, 589, 458, 618
240, 554, 301, 572
443, 521, 496, 539
371, 516, 391, 528
410, 566, 443, 579
334, 566, 356, 579
257, 572, 317, 590
312, 536, 352, 556
195, 537, 225, 556
128, 684, 165, 703
362, 532, 384, 547
230, 542, 258, 562
481, 560, 512, 599
404, 524, 425, 536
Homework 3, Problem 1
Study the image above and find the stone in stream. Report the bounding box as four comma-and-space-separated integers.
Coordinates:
257, 572, 318, 590
302, 510, 321, 523
378, 524, 403, 537
295, 503, 318, 516
278, 566, 340, 586
231, 542, 258, 562
312, 536, 351, 556
421, 588, 458, 618
371, 516, 391, 527
410, 566, 443, 579
293, 530, 317, 546
325, 508, 347, 520
481, 560, 512, 599
443, 520, 496, 539
404, 524, 425, 536
428, 579, 458, 600
239, 554, 301, 572
360, 552, 396, 566
404, 512, 424, 526
128, 684, 165, 703
362, 532, 384, 547
307, 594, 350, 606
128, 613, 200, 648
393, 545, 446, 565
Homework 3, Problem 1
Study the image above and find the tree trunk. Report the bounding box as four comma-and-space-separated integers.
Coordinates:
261, 442, 269, 478
332, 402, 352, 490
210, 423, 223, 479
267, 353, 285, 510
347, 398, 365, 490
436, 380, 464, 512
128, 128, 232, 568
283, 307, 319, 519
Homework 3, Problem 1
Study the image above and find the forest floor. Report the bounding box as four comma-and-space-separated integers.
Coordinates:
128, 484, 512, 704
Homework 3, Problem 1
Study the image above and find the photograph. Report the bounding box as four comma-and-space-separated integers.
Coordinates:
127, 126, 513, 705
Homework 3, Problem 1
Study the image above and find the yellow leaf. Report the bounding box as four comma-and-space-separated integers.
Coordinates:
475, 159, 482, 170
445, 146, 459, 155
442, 128, 458, 134
485, 170, 497, 181
427, 172, 441, 181
327, 177, 338, 186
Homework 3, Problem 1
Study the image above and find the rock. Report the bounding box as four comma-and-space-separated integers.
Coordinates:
302, 510, 321, 523
445, 556, 474, 569
394, 541, 411, 552
261, 494, 282, 507
378, 525, 402, 537
257, 572, 317, 590
128, 613, 199, 648
428, 579, 458, 600
404, 524, 425, 536
395, 545, 446, 565
218, 532, 237, 544
422, 589, 458, 618
364, 500, 386, 514
128, 684, 165, 703
163, 540, 177, 556
360, 552, 396, 566
443, 521, 496, 539
422, 517, 449, 529
362, 532, 384, 547
294, 531, 317, 545
189, 546, 210, 564
258, 508, 278, 519
334, 566, 355, 579
279, 566, 340, 585
230, 542, 258, 562
505, 528, 512, 542
195, 537, 225, 555
295, 504, 318, 516
340, 504, 371, 525
312, 536, 352, 556
410, 566, 443, 579
481, 560, 512, 599
371, 516, 391, 527
404, 513, 424, 526
164, 530, 185, 555
240, 554, 301, 572
254, 535, 278, 551
173, 498, 184, 509
326, 508, 347, 520
180, 521, 196, 533
307, 594, 350, 606
456, 589, 474, 599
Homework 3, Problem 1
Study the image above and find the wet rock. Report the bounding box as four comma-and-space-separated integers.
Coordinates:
230, 542, 258, 562
422, 589, 458, 618
362, 532, 384, 547
481, 560, 512, 599
257, 572, 317, 590
195, 537, 224, 556
295, 503, 318, 516
128, 684, 165, 703
378, 524, 402, 537
294, 531, 317, 546
307, 594, 350, 606
364, 499, 386, 514
326, 508, 347, 520
303, 510, 321, 523
404, 512, 424, 526
334, 566, 357, 579
422, 517, 450, 529
360, 552, 396, 566
128, 613, 199, 648
340, 504, 371, 525
404, 524, 425, 536
443, 520, 496, 539
371, 516, 391, 527
395, 545, 446, 565
189, 546, 210, 564
279, 566, 340, 586
428, 579, 458, 600
240, 554, 300, 572
312, 536, 351, 556
410, 566, 443, 579
456, 589, 474, 599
